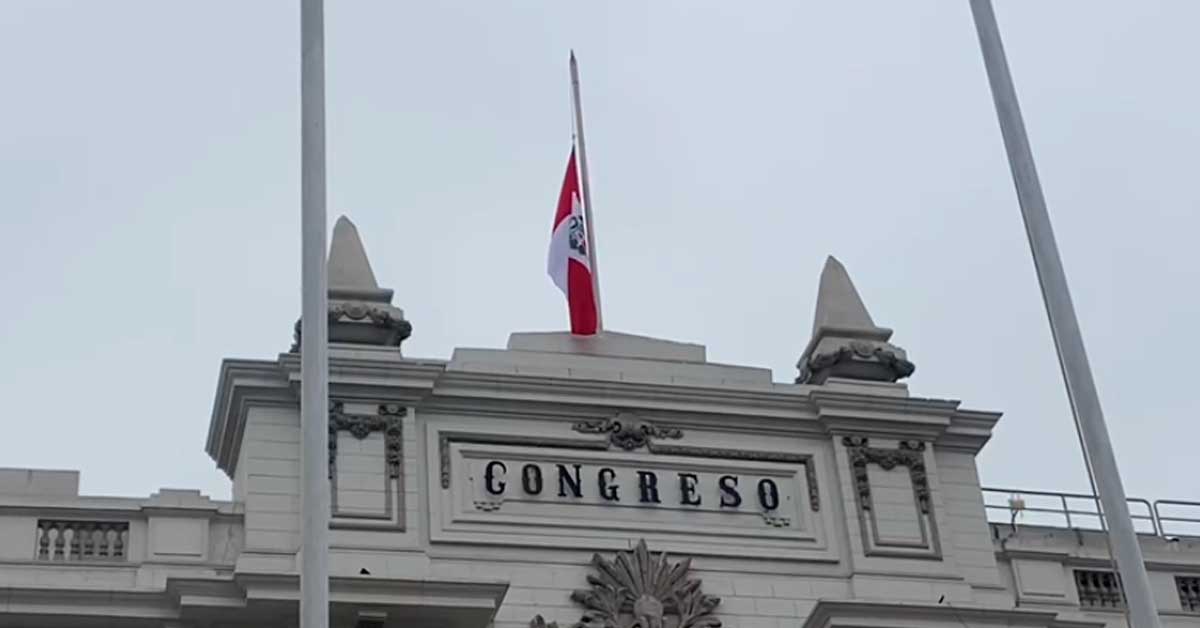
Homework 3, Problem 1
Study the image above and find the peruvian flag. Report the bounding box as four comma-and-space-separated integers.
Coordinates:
547, 148, 598, 335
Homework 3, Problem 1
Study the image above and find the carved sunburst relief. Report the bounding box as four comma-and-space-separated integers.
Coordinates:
530, 539, 721, 628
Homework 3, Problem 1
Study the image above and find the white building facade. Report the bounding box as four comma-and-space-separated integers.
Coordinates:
2, 218, 1198, 628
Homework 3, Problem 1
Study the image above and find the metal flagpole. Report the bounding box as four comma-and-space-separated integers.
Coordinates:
967, 2, 1160, 626
300, 0, 330, 626
569, 50, 604, 331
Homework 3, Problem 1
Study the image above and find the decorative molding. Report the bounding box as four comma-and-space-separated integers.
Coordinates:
530, 539, 721, 628
842, 436, 929, 514
762, 513, 792, 528
327, 401, 407, 529
438, 429, 820, 514
473, 499, 503, 512
841, 436, 939, 559
378, 403, 405, 479
329, 402, 406, 480
290, 303, 413, 352
797, 340, 915, 385
206, 359, 295, 479
572, 412, 683, 451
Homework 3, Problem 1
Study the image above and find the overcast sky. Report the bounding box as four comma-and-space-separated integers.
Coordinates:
2, 2, 1197, 510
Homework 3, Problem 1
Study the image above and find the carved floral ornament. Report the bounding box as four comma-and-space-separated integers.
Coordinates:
795, 340, 915, 385
530, 539, 721, 628
572, 413, 683, 451
290, 303, 413, 351
842, 436, 930, 514
328, 401, 405, 479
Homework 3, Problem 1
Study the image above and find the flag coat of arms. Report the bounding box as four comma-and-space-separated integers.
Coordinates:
547, 148, 598, 335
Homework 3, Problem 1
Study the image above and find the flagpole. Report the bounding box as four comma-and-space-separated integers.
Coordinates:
968, 2, 1159, 626
300, 0, 330, 626
569, 50, 604, 331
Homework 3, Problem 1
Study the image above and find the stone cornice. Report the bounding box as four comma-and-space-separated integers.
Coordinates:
207, 358, 294, 478
0, 495, 241, 519
939, 408, 1002, 453
209, 349, 1005, 476
0, 585, 176, 618
277, 351, 446, 403
424, 373, 1002, 446
996, 542, 1200, 574
0, 572, 507, 626
802, 600, 1104, 628
235, 572, 509, 608
811, 389, 961, 439
811, 390, 1001, 453
430, 369, 819, 420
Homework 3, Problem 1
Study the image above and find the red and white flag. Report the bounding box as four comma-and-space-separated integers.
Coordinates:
547, 148, 598, 335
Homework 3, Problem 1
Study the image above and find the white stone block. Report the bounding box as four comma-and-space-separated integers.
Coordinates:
720, 597, 758, 615
249, 493, 299, 514
335, 489, 387, 516
0, 516, 36, 560
1013, 559, 1067, 599
245, 512, 300, 533
733, 578, 775, 597
754, 597, 798, 617
0, 469, 79, 496
248, 442, 300, 461
148, 517, 207, 561
247, 475, 299, 496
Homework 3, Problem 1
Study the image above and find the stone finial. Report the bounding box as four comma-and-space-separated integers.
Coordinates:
291, 216, 412, 351
795, 256, 913, 384
328, 216, 392, 302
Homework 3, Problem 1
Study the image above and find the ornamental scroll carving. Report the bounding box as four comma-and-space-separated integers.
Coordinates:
797, 341, 915, 385
530, 539, 721, 628
572, 413, 683, 451
328, 401, 405, 480
290, 303, 413, 352
842, 436, 929, 514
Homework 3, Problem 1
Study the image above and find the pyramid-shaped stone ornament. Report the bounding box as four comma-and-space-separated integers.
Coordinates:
328, 216, 393, 303
291, 216, 412, 351
795, 256, 913, 384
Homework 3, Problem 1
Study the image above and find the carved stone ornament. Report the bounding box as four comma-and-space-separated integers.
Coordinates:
530, 539, 721, 628
842, 436, 930, 514
473, 499, 503, 512
291, 304, 413, 352
796, 339, 914, 385
573, 413, 683, 451
328, 402, 405, 479
761, 513, 792, 528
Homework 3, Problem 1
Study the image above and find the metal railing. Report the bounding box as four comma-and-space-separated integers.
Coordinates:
982, 487, 1200, 538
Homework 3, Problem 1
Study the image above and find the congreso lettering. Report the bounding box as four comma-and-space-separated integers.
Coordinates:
481, 460, 782, 511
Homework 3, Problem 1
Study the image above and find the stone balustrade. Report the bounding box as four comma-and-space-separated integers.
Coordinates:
35, 519, 130, 561
1179, 577, 1200, 613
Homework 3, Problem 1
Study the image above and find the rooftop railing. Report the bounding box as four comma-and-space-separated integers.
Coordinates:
36, 519, 129, 562
982, 487, 1200, 538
